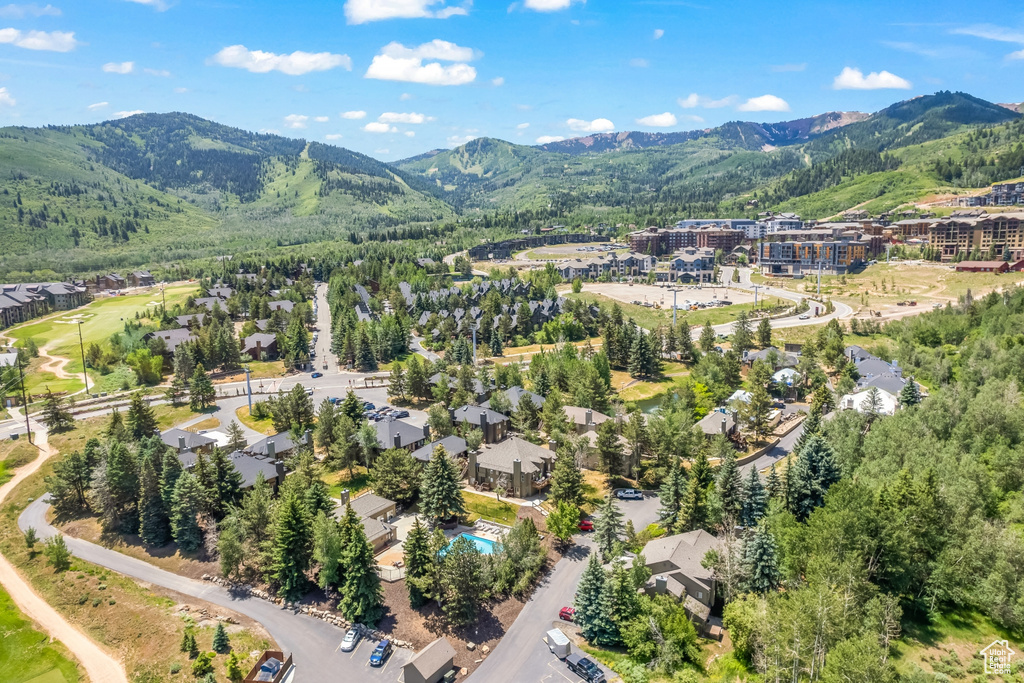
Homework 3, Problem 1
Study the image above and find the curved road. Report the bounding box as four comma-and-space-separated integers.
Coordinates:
19, 497, 411, 682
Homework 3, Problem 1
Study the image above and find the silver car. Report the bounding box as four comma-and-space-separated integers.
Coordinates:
340, 628, 361, 652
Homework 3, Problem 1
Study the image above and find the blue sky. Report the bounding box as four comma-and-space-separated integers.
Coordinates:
0, 0, 1021, 161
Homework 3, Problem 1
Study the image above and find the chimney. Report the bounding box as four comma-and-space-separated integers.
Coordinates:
468, 449, 478, 484
513, 458, 522, 497
394, 433, 402, 449
585, 409, 592, 426
267, 439, 276, 460
655, 575, 668, 594
720, 418, 728, 435
479, 410, 488, 441
304, 429, 312, 445
255, 340, 262, 359
423, 423, 431, 440
341, 489, 350, 506
274, 459, 286, 487
178, 435, 186, 452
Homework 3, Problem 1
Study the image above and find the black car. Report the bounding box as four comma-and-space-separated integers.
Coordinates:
566, 653, 605, 682
391, 409, 410, 419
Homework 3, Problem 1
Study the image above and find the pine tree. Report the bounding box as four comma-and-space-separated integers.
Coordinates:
860, 386, 884, 417
489, 329, 503, 357
212, 622, 230, 653
628, 331, 651, 379
271, 487, 313, 601
699, 320, 716, 354
549, 446, 585, 507
170, 471, 204, 552
180, 630, 196, 654
765, 463, 781, 501
209, 447, 243, 513
225, 652, 244, 682
440, 534, 485, 626
791, 434, 841, 520
899, 377, 920, 407
595, 420, 623, 475
541, 387, 570, 441
41, 388, 74, 432
716, 450, 744, 525
189, 364, 216, 411
138, 454, 169, 546
592, 494, 623, 561
387, 362, 407, 401
165, 376, 187, 406
741, 466, 767, 527
743, 524, 781, 593
574, 554, 618, 646
337, 504, 384, 625
104, 407, 126, 441
226, 420, 247, 452
43, 534, 71, 571
404, 517, 433, 607
732, 311, 752, 353
677, 321, 694, 362
355, 328, 377, 371
126, 392, 157, 440
658, 456, 687, 530
340, 390, 363, 423
757, 317, 772, 348
419, 446, 466, 524
160, 447, 183, 512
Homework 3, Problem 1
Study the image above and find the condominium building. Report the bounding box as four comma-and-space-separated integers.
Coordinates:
758, 239, 871, 276
927, 212, 1024, 262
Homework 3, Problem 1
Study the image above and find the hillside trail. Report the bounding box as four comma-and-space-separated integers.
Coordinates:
39, 345, 75, 380
0, 423, 129, 683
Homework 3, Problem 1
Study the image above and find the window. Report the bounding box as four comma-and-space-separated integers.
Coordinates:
698, 591, 703, 599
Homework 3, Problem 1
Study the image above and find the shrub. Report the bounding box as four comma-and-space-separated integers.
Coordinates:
191, 652, 215, 677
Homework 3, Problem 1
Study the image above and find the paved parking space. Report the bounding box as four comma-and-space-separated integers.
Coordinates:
335, 633, 412, 680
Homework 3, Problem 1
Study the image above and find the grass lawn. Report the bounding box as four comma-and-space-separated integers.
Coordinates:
895, 609, 1023, 679
0, 438, 39, 485
5, 283, 198, 393
324, 467, 372, 499
234, 406, 276, 435
615, 361, 691, 403
214, 361, 287, 383
0, 585, 82, 683
567, 291, 789, 331
463, 491, 519, 525
581, 470, 609, 514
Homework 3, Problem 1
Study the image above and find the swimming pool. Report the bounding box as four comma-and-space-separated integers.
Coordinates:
443, 533, 498, 556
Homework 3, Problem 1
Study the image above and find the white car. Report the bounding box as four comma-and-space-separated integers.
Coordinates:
616, 489, 643, 500
340, 628, 361, 652
798, 314, 810, 320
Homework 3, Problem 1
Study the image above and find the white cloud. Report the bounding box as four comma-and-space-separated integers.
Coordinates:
566, 117, 614, 133
536, 135, 564, 144
381, 39, 479, 61
832, 67, 911, 90
629, 58, 648, 68
1011, 49, 1024, 60
114, 109, 145, 119
378, 111, 433, 124
87, 101, 108, 110
341, 110, 367, 119
399, 92, 414, 100
0, 28, 77, 51
314, 116, 329, 123
325, 133, 343, 140
344, 0, 469, 24
375, 148, 390, 155
0, 86, 14, 106
365, 40, 478, 86
364, 121, 397, 133
523, 0, 583, 11
447, 134, 478, 146
636, 112, 677, 127
653, 28, 664, 40
174, 87, 188, 93
0, 4, 61, 18
516, 122, 530, 129
951, 24, 1024, 44
491, 76, 504, 86
103, 61, 134, 74
681, 114, 705, 123
144, 67, 171, 77
677, 92, 737, 109
737, 94, 790, 112
404, 131, 416, 137
210, 45, 352, 76
283, 114, 309, 129
125, 0, 169, 9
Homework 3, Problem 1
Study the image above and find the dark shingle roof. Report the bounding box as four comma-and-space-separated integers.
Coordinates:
411, 435, 467, 462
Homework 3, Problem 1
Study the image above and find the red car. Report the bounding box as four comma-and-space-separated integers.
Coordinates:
578, 519, 593, 531
559, 607, 576, 622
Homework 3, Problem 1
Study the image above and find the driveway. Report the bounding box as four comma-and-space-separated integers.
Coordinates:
468, 495, 661, 683
19, 498, 411, 682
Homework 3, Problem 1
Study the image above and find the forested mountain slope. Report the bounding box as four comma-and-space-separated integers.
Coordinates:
0, 113, 454, 279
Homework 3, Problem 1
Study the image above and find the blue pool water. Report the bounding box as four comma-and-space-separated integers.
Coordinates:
444, 533, 498, 555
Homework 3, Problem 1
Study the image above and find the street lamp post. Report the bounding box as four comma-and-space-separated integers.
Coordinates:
76, 320, 89, 395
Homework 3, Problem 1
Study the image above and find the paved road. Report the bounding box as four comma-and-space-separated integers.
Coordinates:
469, 495, 660, 683
19, 497, 411, 682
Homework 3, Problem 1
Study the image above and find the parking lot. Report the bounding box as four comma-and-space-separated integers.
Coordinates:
335, 630, 412, 680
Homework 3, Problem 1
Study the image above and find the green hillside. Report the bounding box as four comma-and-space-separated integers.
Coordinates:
0, 113, 455, 280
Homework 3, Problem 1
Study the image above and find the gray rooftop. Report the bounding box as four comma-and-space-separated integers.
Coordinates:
411, 435, 468, 462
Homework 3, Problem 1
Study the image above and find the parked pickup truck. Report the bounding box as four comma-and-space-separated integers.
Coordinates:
616, 489, 643, 500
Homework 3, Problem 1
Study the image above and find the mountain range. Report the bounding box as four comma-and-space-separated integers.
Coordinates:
0, 91, 1021, 279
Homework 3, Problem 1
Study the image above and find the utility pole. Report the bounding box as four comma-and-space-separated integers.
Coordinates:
76, 320, 89, 395
752, 284, 762, 307
472, 327, 477, 365
17, 357, 31, 444
244, 365, 253, 414
817, 260, 823, 298
672, 288, 678, 327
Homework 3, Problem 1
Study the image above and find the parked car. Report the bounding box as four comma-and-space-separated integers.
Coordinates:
566, 653, 605, 682
311, 372, 323, 378
340, 628, 361, 652
616, 489, 643, 500
328, 397, 340, 404
578, 519, 593, 532
559, 606, 576, 622
391, 409, 410, 419
363, 402, 375, 411
369, 639, 392, 666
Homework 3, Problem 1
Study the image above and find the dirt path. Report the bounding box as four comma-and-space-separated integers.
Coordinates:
39, 345, 75, 380
0, 422, 128, 683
